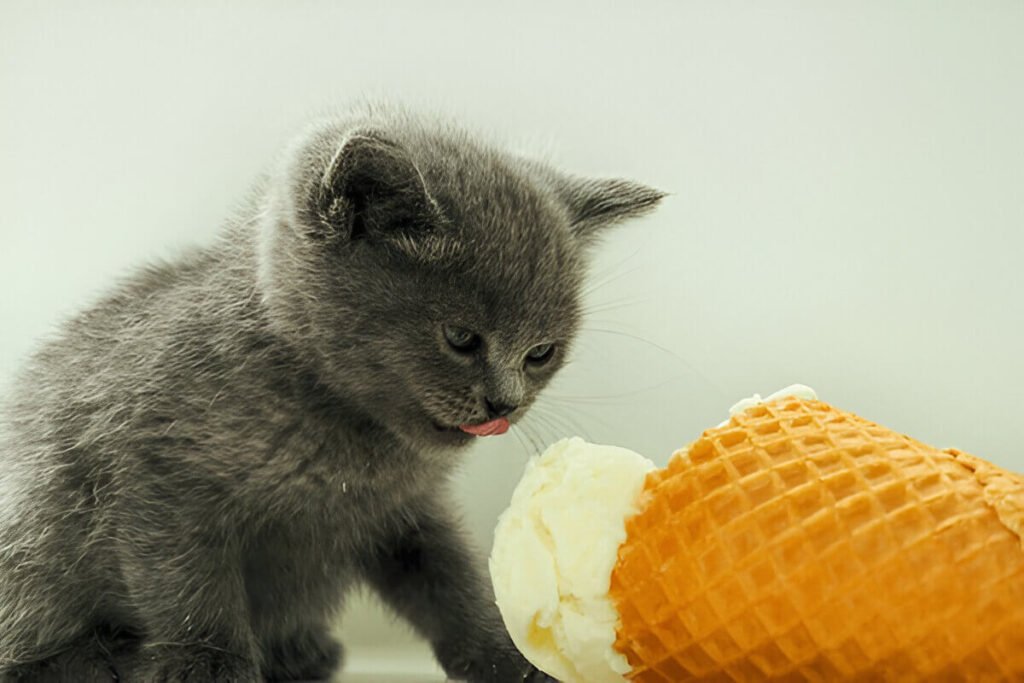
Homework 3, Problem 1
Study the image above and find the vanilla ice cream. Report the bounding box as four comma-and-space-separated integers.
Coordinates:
723, 383, 818, 423
489, 437, 656, 683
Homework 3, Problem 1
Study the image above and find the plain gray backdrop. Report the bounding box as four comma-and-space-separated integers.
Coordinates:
3, 1, 1022, 676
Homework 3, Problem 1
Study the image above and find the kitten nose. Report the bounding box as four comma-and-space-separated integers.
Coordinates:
485, 398, 518, 419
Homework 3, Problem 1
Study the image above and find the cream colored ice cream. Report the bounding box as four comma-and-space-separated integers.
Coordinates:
722, 383, 817, 424
489, 437, 656, 683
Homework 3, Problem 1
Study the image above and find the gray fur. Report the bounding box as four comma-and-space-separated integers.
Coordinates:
0, 105, 664, 682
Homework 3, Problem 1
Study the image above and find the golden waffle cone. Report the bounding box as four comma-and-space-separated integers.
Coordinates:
608, 397, 1024, 681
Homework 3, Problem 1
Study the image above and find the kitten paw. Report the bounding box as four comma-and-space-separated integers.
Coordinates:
524, 666, 558, 682
130, 645, 260, 683
0, 628, 138, 683
438, 638, 554, 682
263, 628, 343, 681
1, 656, 120, 683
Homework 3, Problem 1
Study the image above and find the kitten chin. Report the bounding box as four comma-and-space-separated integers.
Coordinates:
0, 103, 664, 682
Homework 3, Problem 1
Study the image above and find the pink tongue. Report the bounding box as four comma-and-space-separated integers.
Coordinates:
459, 418, 510, 436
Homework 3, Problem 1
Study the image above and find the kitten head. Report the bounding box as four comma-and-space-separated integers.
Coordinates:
258, 110, 664, 452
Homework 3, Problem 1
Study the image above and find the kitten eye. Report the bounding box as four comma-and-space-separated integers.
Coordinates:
443, 324, 481, 353
525, 343, 555, 365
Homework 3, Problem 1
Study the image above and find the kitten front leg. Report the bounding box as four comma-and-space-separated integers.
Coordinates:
361, 502, 554, 683
263, 624, 342, 682
116, 529, 261, 681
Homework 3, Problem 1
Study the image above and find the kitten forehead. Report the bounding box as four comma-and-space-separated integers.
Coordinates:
361, 121, 581, 275
399, 128, 572, 235
377, 121, 586, 328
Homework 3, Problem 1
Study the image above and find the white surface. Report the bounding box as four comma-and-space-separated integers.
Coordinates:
3, 0, 1023, 665
490, 438, 654, 682
342, 649, 445, 682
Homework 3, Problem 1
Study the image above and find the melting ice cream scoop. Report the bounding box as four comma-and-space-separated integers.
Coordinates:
489, 437, 656, 682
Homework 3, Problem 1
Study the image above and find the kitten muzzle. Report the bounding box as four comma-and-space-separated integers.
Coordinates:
459, 418, 510, 436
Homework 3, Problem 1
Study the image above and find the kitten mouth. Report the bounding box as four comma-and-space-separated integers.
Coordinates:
458, 418, 510, 437
431, 417, 511, 437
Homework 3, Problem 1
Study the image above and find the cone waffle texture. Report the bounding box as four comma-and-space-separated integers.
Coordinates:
609, 397, 1024, 681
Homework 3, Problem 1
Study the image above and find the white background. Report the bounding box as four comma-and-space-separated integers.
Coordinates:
3, 1, 1022, 678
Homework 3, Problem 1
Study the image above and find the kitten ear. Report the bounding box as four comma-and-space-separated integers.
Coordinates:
314, 129, 435, 241
559, 177, 666, 245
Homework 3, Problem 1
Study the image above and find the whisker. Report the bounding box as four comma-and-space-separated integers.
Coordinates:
581, 326, 693, 367
538, 397, 603, 428
509, 424, 533, 460
536, 397, 600, 440
580, 296, 651, 317
524, 410, 565, 444
532, 405, 594, 443
525, 421, 551, 455
555, 400, 605, 435
582, 266, 644, 299
581, 249, 643, 298
532, 416, 565, 450
512, 420, 544, 456
543, 377, 680, 404
569, 327, 730, 405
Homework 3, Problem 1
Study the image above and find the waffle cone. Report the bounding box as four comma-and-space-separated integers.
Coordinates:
609, 397, 1024, 681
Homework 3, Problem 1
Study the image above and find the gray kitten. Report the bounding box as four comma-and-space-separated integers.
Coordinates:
0, 106, 663, 682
